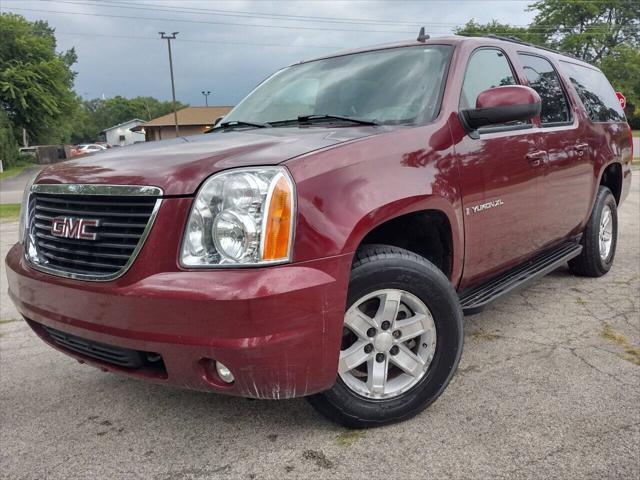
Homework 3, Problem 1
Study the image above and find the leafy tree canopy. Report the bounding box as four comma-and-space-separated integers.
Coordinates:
0, 109, 19, 167
530, 0, 639, 62
0, 13, 78, 144
454, 20, 545, 45
599, 44, 640, 109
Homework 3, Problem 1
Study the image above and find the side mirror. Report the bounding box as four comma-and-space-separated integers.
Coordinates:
213, 116, 223, 127
460, 85, 541, 132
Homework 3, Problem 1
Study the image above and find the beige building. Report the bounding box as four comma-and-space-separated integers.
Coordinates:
131, 106, 233, 141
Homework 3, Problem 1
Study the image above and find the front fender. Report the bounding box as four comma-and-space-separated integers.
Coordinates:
286, 124, 463, 284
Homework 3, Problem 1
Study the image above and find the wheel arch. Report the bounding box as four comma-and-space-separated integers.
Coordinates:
598, 161, 622, 204
344, 196, 462, 282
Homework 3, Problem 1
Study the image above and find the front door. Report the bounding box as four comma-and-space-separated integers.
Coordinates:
455, 47, 547, 288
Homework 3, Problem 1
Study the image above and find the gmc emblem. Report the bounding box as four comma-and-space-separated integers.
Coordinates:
51, 217, 100, 240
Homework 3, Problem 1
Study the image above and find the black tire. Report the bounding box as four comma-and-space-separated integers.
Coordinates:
569, 186, 618, 277
307, 244, 464, 428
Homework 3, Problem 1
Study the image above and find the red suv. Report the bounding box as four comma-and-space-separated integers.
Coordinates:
6, 34, 633, 427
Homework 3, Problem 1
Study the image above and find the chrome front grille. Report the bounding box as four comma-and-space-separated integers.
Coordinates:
25, 184, 162, 281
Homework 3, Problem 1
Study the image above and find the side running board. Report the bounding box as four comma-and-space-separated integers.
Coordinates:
458, 242, 583, 315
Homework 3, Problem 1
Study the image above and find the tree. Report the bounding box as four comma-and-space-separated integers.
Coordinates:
0, 109, 19, 168
530, 0, 640, 63
0, 14, 79, 145
455, 20, 545, 45
600, 44, 640, 123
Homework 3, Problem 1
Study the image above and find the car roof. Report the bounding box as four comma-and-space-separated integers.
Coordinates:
297, 35, 596, 71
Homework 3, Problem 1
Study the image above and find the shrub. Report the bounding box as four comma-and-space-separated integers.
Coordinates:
0, 110, 19, 169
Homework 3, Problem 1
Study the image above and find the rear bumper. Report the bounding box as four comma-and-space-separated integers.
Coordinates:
6, 243, 351, 399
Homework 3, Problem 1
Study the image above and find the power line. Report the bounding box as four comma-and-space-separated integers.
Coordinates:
37, 0, 640, 30
9, 1, 636, 34
43, 0, 432, 27
5, 6, 420, 34
7, 4, 634, 35
54, 31, 343, 49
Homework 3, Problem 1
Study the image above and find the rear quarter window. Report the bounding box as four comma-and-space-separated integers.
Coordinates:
560, 61, 625, 122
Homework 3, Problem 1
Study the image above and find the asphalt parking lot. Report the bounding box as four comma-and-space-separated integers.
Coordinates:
1, 174, 638, 480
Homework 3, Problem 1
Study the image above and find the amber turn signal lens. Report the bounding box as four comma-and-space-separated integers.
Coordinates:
262, 175, 293, 261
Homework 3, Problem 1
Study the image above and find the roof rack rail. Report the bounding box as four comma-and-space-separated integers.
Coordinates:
483, 34, 582, 61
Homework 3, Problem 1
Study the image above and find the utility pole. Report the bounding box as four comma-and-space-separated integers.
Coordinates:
201, 90, 211, 107
159, 32, 180, 138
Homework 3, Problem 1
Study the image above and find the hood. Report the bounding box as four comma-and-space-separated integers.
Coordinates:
35, 127, 381, 195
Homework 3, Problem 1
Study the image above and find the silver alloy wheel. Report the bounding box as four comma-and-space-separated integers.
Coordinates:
599, 204, 614, 261
339, 289, 437, 399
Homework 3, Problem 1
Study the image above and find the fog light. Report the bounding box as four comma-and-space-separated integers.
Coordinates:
216, 361, 235, 383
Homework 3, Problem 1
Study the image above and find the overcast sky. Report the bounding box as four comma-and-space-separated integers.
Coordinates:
2, 0, 536, 106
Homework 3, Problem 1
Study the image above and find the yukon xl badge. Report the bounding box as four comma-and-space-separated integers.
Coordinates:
465, 199, 504, 216
51, 217, 100, 240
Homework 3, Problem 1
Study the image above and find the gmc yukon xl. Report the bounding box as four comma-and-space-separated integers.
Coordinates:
6, 34, 633, 427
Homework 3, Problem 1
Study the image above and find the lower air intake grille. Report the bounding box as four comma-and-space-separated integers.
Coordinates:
43, 325, 164, 370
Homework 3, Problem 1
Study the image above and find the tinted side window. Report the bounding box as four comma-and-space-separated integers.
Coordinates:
519, 54, 571, 125
560, 61, 625, 122
460, 49, 517, 109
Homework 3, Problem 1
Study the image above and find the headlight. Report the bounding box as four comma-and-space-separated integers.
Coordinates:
18, 177, 35, 244
180, 166, 295, 267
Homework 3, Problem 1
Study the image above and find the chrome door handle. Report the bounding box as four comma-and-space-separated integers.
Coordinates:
526, 150, 547, 167
573, 143, 589, 157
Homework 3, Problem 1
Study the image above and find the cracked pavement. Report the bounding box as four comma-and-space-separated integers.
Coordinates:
1, 174, 638, 480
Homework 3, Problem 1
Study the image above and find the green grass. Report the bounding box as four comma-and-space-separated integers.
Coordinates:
0, 164, 29, 180
632, 130, 639, 137
0, 158, 36, 180
0, 203, 20, 219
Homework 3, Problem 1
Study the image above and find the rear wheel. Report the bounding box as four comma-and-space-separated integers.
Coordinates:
307, 245, 463, 427
569, 186, 618, 277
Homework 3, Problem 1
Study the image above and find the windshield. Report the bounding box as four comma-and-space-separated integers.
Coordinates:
223, 45, 453, 126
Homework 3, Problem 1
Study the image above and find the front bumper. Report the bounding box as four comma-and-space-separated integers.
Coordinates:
5, 242, 351, 399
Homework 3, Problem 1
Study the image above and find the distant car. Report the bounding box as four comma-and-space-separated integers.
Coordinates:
76, 144, 107, 154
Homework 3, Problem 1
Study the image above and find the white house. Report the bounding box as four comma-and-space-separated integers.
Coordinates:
101, 119, 146, 146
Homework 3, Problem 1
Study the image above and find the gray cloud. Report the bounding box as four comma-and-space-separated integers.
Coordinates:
3, 0, 535, 106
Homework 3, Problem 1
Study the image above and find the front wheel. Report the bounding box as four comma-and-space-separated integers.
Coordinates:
307, 245, 463, 427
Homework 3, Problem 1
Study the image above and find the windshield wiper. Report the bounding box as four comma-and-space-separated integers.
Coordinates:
209, 120, 271, 132
270, 114, 380, 127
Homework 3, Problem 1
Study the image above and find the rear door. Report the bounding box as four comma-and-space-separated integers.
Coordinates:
517, 53, 592, 245
456, 47, 547, 288
559, 61, 629, 202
